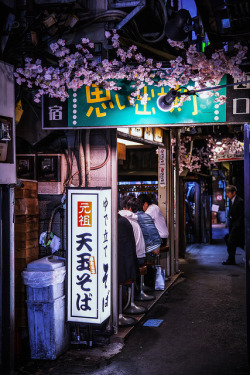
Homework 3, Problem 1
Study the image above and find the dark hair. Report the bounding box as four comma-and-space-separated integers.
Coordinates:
135, 199, 144, 211
127, 197, 140, 213
138, 193, 152, 206
225, 185, 237, 193
120, 195, 131, 209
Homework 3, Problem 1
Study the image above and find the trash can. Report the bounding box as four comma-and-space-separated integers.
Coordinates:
22, 255, 69, 360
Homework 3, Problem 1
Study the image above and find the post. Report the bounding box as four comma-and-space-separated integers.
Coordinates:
110, 129, 118, 333
174, 129, 180, 273
244, 123, 250, 365
169, 129, 175, 275
0, 186, 15, 375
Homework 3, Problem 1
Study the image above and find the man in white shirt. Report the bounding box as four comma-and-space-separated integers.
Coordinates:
119, 196, 146, 265
138, 194, 169, 246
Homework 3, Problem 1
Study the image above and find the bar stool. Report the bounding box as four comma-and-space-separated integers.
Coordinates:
157, 245, 170, 277
118, 284, 138, 326
135, 265, 155, 301
142, 260, 155, 292
123, 281, 147, 314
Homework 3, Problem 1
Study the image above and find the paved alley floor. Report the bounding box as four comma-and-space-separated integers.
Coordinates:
16, 232, 249, 375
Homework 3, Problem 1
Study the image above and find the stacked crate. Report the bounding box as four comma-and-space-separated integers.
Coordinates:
15, 180, 39, 327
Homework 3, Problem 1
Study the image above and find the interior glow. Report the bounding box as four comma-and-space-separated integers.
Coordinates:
117, 138, 144, 146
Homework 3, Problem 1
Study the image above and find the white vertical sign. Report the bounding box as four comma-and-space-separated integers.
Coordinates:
158, 148, 166, 186
67, 188, 111, 323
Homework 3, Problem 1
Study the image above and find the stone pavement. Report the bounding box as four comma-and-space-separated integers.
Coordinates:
15, 230, 250, 375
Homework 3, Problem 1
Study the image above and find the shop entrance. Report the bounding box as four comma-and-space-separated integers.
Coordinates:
185, 181, 197, 245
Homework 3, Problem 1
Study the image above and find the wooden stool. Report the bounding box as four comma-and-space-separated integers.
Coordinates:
118, 284, 137, 326
135, 265, 155, 301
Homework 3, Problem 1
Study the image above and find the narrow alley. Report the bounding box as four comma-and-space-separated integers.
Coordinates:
16, 227, 249, 375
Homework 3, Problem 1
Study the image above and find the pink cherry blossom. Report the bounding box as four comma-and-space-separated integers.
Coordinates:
14, 30, 248, 105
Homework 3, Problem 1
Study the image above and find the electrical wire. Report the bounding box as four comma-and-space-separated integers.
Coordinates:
130, 0, 168, 44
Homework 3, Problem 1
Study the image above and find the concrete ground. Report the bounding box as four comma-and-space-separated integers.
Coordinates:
15, 227, 249, 375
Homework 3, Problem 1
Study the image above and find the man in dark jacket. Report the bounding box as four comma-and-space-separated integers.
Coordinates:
222, 185, 244, 265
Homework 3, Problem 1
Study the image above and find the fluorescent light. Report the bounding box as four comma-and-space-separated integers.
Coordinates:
117, 138, 144, 146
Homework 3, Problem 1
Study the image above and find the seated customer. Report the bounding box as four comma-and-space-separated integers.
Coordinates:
127, 197, 161, 256
118, 196, 146, 266
138, 193, 169, 246
118, 213, 139, 285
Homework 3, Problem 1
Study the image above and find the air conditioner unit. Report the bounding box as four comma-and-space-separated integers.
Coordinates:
37, 154, 67, 195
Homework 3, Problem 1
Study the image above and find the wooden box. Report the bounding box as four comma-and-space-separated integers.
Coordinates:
15, 215, 39, 233
15, 198, 39, 216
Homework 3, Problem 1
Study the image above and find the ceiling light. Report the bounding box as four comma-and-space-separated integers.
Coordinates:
216, 138, 222, 145
117, 138, 144, 146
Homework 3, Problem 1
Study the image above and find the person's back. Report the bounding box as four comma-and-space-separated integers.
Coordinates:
119, 196, 146, 262
117, 214, 139, 284
137, 211, 161, 253
138, 194, 169, 243
127, 197, 161, 255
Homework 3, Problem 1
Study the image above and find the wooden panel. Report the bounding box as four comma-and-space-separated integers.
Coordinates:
117, 142, 126, 160
15, 237, 38, 249
15, 189, 38, 199
15, 215, 39, 233
15, 304, 27, 328
15, 245, 39, 259
14, 179, 39, 328
15, 256, 38, 273
15, 198, 39, 216
15, 230, 38, 242
15, 180, 37, 192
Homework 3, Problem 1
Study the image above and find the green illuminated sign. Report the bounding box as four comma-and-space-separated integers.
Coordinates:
68, 76, 226, 127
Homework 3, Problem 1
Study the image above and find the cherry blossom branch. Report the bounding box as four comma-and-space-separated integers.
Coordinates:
171, 134, 244, 174
14, 30, 248, 105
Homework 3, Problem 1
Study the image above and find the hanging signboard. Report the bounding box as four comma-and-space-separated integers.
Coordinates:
213, 154, 244, 162
67, 187, 111, 324
158, 148, 166, 187
226, 74, 250, 123
42, 76, 227, 129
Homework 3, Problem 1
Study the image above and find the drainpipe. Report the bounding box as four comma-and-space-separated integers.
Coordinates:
0, 186, 15, 375
175, 128, 180, 273
79, 131, 85, 187
169, 130, 175, 276
85, 130, 91, 187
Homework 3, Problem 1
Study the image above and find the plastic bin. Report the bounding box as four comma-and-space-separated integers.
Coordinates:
22, 255, 69, 360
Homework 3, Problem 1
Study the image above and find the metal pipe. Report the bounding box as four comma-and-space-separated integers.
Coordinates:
244, 123, 250, 365
0, 187, 2, 370
175, 129, 180, 273
110, 129, 118, 334
169, 130, 175, 276
1, 186, 15, 374
79, 131, 85, 187
85, 130, 91, 187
